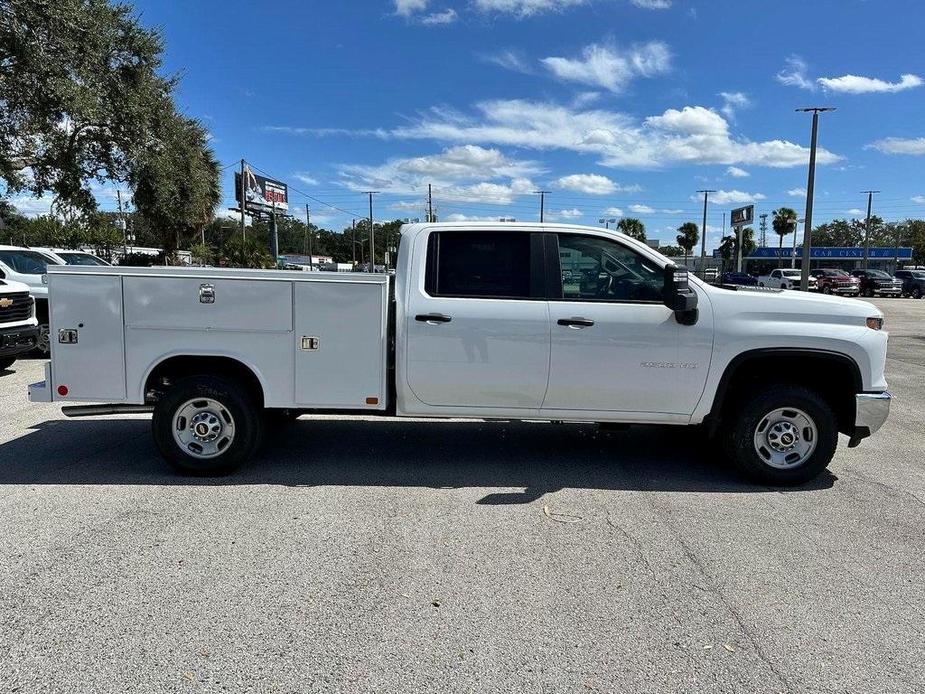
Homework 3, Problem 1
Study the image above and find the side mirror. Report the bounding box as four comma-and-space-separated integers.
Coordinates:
663, 264, 699, 325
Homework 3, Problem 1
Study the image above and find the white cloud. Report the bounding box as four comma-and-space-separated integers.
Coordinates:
541, 41, 671, 94
5, 193, 55, 217
846, 208, 864, 216
554, 208, 583, 219
602, 207, 624, 217
787, 187, 807, 197
421, 8, 458, 24
394, 0, 428, 16
726, 166, 749, 178
776, 55, 816, 91
866, 137, 925, 155
444, 213, 510, 222
482, 49, 533, 73
818, 73, 922, 94
553, 173, 639, 195
645, 106, 728, 136
692, 190, 766, 205
629, 204, 655, 214
912, 195, 925, 204
474, 0, 588, 17
293, 172, 318, 185
631, 0, 671, 8
719, 91, 751, 120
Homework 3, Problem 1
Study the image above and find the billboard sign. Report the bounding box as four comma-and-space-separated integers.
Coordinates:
235, 168, 288, 213
730, 205, 754, 226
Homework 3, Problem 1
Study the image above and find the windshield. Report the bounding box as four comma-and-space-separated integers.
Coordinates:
867, 270, 891, 279
911, 272, 925, 279
57, 252, 109, 266
782, 270, 801, 277
0, 249, 55, 274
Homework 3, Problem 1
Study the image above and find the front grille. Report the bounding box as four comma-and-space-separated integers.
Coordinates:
0, 292, 33, 322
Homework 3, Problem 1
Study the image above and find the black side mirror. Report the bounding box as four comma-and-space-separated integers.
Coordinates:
663, 264, 699, 325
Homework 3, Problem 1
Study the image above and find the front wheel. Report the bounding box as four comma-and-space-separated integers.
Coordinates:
914, 287, 923, 299
724, 385, 838, 485
823, 286, 832, 294
0, 357, 15, 371
152, 375, 263, 475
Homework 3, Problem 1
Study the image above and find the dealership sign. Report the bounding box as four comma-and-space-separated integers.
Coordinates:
235, 168, 288, 213
730, 205, 754, 226
716, 246, 913, 259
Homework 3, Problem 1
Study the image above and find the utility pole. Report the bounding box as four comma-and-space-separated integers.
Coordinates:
534, 190, 550, 223
365, 192, 378, 272
696, 190, 715, 279
427, 184, 434, 223
239, 159, 247, 267
796, 107, 835, 291
351, 219, 356, 266
759, 213, 768, 247
861, 190, 880, 270
305, 206, 313, 270
117, 189, 127, 258
791, 218, 804, 269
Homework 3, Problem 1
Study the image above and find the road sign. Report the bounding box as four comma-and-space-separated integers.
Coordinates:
730, 205, 754, 226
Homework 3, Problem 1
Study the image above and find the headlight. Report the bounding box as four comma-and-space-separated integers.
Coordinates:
866, 316, 884, 330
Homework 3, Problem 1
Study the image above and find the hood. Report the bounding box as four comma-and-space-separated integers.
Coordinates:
0, 278, 31, 294
706, 284, 881, 324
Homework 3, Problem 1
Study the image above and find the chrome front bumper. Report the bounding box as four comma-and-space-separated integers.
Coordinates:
849, 392, 892, 446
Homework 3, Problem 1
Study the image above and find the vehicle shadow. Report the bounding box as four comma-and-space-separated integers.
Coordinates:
0, 417, 836, 499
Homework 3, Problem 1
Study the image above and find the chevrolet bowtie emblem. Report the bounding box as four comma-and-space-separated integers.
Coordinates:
0, 298, 13, 308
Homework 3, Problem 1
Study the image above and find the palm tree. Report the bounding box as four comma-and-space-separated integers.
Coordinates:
676, 222, 699, 268
617, 217, 646, 242
772, 208, 798, 268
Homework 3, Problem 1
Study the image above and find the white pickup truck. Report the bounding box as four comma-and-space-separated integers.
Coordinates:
757, 268, 818, 291
28, 222, 891, 485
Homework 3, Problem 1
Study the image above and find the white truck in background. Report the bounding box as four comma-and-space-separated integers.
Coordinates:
0, 245, 63, 354
28, 223, 891, 485
0, 277, 39, 371
757, 268, 818, 291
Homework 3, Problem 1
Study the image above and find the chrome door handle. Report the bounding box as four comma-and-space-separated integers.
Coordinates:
415, 313, 452, 324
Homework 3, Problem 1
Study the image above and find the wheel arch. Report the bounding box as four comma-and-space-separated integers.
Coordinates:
707, 348, 862, 436
142, 354, 266, 408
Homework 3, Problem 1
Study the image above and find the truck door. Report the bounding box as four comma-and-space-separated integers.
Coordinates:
541, 232, 711, 416
404, 230, 550, 410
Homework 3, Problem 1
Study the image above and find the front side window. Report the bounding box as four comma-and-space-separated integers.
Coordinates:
59, 252, 108, 266
0, 250, 51, 274
426, 231, 533, 299
556, 234, 663, 302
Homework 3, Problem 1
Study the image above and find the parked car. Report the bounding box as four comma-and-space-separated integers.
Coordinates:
850, 269, 903, 297
0, 245, 65, 354
756, 268, 818, 291
811, 268, 861, 296
894, 269, 925, 299
33, 248, 111, 267
29, 222, 890, 486
718, 271, 758, 286
0, 277, 38, 371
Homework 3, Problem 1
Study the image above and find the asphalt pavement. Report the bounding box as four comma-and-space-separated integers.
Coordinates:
0, 298, 923, 693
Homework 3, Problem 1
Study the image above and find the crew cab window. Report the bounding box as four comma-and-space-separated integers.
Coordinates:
425, 231, 534, 299
771, 270, 781, 278
555, 234, 662, 302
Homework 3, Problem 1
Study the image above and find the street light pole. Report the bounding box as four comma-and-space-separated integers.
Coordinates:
861, 190, 880, 270
365, 191, 378, 272
696, 190, 715, 279
534, 190, 550, 223
796, 107, 835, 291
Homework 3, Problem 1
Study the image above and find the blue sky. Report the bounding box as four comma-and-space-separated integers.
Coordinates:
80, 1, 925, 247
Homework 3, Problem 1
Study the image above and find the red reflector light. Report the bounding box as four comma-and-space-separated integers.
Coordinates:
57, 385, 69, 397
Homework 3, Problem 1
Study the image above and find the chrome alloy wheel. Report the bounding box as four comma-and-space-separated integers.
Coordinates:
172, 397, 236, 459
752, 407, 818, 469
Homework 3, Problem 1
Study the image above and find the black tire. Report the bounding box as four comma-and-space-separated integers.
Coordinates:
0, 357, 15, 371
914, 287, 923, 299
823, 286, 832, 295
152, 375, 263, 475
723, 385, 838, 486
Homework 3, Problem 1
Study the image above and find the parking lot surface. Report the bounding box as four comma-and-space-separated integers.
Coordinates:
1, 298, 923, 693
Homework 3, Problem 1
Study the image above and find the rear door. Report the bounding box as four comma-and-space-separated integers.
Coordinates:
404, 229, 550, 410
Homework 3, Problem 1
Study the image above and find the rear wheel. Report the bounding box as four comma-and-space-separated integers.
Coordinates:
724, 385, 838, 485
152, 375, 263, 475
914, 287, 923, 299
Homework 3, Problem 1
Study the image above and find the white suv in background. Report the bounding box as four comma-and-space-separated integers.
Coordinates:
0, 245, 64, 354
33, 248, 111, 267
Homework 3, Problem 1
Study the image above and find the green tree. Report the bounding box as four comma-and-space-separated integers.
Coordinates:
717, 227, 756, 271
658, 244, 685, 258
617, 217, 646, 242
221, 233, 274, 269
676, 222, 699, 267
772, 207, 798, 267
0, 0, 173, 213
